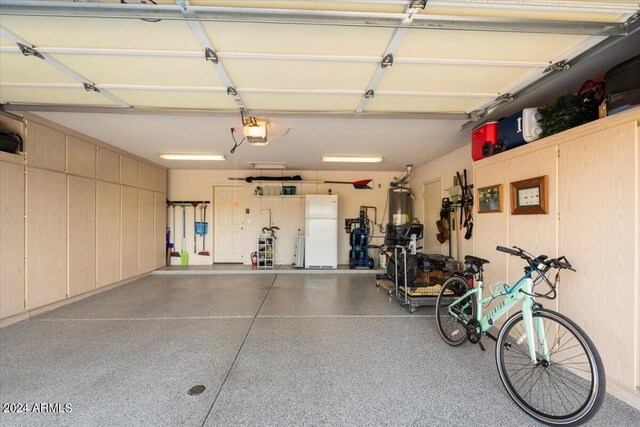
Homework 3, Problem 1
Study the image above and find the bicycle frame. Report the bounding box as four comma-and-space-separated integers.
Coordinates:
448, 270, 550, 363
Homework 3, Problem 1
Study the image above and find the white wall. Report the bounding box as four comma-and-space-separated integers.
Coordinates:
168, 169, 401, 265
409, 143, 473, 261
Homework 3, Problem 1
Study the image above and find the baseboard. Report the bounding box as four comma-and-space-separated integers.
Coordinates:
0, 272, 150, 328
607, 380, 640, 410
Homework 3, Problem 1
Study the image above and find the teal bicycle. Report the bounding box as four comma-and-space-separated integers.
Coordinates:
436, 246, 605, 426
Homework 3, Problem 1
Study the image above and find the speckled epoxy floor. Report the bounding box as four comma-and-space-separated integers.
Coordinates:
1, 274, 639, 427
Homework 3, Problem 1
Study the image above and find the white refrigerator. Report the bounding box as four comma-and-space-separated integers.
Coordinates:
304, 195, 338, 268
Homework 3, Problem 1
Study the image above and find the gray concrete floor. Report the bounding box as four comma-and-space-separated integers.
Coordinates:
1, 274, 639, 427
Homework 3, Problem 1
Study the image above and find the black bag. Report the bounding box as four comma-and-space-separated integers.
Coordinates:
605, 55, 640, 115
0, 131, 23, 154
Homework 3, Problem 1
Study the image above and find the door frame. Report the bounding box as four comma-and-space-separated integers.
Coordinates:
212, 185, 245, 265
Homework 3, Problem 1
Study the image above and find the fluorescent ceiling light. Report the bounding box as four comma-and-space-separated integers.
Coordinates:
160, 154, 225, 161
249, 162, 287, 170
322, 156, 383, 163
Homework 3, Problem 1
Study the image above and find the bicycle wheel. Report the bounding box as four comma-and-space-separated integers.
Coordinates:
436, 276, 475, 346
496, 308, 605, 426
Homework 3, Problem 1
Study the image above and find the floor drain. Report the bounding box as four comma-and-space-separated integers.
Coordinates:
188, 385, 206, 396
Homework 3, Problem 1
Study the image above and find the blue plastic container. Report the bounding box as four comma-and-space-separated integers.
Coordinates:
195, 222, 208, 235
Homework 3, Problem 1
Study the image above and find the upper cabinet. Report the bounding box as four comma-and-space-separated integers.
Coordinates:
120, 155, 138, 187
154, 167, 167, 193
25, 122, 66, 172
97, 148, 120, 183
67, 136, 96, 178
138, 162, 155, 191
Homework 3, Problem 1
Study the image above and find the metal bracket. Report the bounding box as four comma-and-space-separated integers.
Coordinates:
226, 86, 238, 96
381, 53, 394, 68
409, 0, 427, 10
544, 59, 570, 73
17, 43, 44, 60
204, 47, 218, 64
83, 83, 100, 93
469, 109, 485, 122
495, 93, 513, 103
364, 89, 375, 99
625, 11, 640, 27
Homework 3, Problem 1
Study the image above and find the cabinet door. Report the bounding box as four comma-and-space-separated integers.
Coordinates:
97, 181, 121, 287
68, 176, 96, 297
154, 168, 167, 193
558, 121, 637, 391
138, 189, 155, 274
97, 148, 120, 183
26, 168, 67, 309
138, 163, 154, 191
154, 192, 167, 269
26, 122, 66, 172
120, 156, 138, 187
121, 186, 138, 279
67, 137, 96, 178
0, 161, 25, 318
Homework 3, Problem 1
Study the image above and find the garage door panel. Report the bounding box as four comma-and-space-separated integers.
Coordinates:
418, 6, 624, 23
0, 52, 77, 84
224, 59, 375, 90
0, 86, 116, 106
203, 22, 393, 56
377, 63, 538, 94
242, 93, 360, 111
366, 95, 488, 113
110, 90, 237, 109
49, 55, 225, 87
0, 16, 200, 51
397, 30, 588, 63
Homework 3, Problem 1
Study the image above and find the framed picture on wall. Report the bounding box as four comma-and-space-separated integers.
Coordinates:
510, 175, 549, 215
477, 184, 503, 213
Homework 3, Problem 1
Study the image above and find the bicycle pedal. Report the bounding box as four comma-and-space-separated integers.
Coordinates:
478, 341, 486, 351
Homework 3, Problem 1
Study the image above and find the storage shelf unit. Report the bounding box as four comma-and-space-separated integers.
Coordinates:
257, 235, 275, 269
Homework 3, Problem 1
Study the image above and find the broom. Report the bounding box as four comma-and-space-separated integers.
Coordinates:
180, 204, 189, 266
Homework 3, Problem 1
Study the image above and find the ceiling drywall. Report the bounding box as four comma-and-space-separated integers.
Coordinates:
34, 111, 471, 171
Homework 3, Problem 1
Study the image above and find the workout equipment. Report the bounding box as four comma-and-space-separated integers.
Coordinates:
436, 246, 605, 425
498, 108, 542, 149
344, 206, 376, 269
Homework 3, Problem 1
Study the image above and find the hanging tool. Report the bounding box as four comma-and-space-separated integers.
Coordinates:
197, 204, 210, 256
191, 202, 199, 253
456, 169, 474, 240
228, 176, 373, 189
180, 205, 189, 266
170, 204, 180, 259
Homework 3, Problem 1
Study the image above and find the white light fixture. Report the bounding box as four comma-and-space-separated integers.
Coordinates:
243, 117, 269, 145
321, 156, 383, 163
249, 162, 287, 170
160, 154, 226, 161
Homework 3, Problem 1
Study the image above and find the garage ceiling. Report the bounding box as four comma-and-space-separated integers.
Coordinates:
1, 1, 639, 171
1, 0, 638, 118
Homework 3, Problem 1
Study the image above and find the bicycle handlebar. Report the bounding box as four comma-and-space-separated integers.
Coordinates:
495, 246, 575, 272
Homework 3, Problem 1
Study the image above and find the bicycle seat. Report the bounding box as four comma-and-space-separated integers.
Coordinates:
464, 255, 490, 266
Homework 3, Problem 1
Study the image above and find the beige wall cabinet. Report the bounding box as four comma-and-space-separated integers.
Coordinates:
557, 121, 638, 391
26, 122, 66, 172
120, 156, 138, 187
68, 176, 97, 297
67, 137, 96, 178
121, 186, 139, 279
26, 168, 67, 309
138, 189, 155, 274
473, 110, 640, 404
138, 163, 155, 191
154, 192, 167, 269
97, 148, 120, 183
154, 168, 167, 193
97, 181, 121, 287
0, 161, 25, 318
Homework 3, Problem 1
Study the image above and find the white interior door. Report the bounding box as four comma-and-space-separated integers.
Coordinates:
214, 186, 244, 263
423, 179, 442, 254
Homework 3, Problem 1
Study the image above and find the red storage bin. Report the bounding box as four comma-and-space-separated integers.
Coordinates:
471, 121, 499, 161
